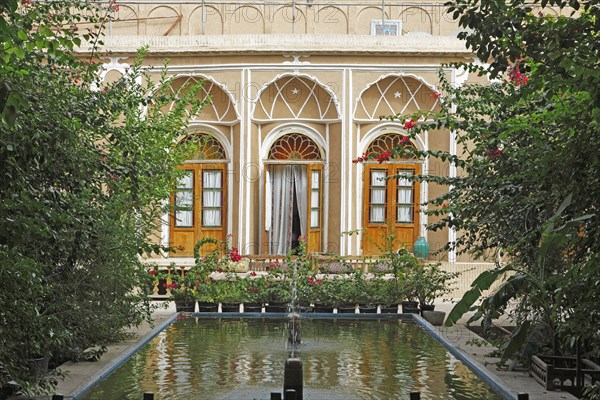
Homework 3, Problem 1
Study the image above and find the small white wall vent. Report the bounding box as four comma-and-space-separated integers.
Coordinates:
370, 20, 402, 36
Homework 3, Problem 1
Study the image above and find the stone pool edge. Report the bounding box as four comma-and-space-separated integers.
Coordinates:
64, 311, 515, 400
68, 313, 178, 400
412, 314, 515, 400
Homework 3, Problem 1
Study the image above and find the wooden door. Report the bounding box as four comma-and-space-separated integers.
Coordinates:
170, 164, 227, 257
361, 163, 420, 255
307, 164, 323, 253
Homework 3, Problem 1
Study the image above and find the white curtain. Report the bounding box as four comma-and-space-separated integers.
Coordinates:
175, 173, 193, 227
293, 165, 308, 238
310, 171, 319, 228
370, 170, 387, 222
266, 165, 308, 255
202, 170, 222, 227
396, 172, 413, 223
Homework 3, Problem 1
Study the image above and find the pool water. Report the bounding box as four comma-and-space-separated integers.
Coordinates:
84, 316, 502, 400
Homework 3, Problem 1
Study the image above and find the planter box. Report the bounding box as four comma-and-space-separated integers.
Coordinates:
175, 300, 195, 312
401, 301, 420, 314
197, 302, 218, 312
221, 303, 241, 312
312, 304, 334, 313
243, 302, 263, 313
264, 303, 288, 313
337, 305, 357, 314
358, 305, 377, 314
529, 355, 600, 393
380, 305, 399, 314
419, 304, 435, 315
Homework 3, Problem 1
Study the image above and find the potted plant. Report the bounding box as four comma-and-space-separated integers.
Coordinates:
262, 280, 291, 312
165, 265, 198, 312
242, 273, 265, 312
214, 276, 247, 312
411, 262, 457, 325
309, 277, 342, 313
389, 249, 421, 314
336, 277, 359, 314
353, 272, 378, 314
194, 278, 218, 312
369, 277, 402, 314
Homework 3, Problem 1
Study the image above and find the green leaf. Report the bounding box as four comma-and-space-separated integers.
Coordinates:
17, 30, 28, 41
445, 265, 513, 326
501, 320, 530, 362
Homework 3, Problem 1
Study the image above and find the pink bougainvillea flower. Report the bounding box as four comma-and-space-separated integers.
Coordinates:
508, 65, 528, 86
250, 271, 257, 277
400, 135, 410, 144
432, 92, 441, 99
487, 149, 504, 158
149, 270, 158, 276
403, 119, 416, 130
229, 246, 242, 262
376, 151, 391, 164
352, 151, 370, 164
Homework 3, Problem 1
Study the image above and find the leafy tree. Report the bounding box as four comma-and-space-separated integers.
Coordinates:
0, 0, 205, 395
381, 0, 600, 365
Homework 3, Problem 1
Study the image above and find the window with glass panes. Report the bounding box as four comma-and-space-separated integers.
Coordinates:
170, 134, 227, 257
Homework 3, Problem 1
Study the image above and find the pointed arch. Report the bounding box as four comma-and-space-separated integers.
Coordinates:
165, 75, 239, 125
252, 74, 341, 122
354, 74, 441, 122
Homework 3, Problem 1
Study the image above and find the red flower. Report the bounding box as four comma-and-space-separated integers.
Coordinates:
352, 151, 370, 164
149, 270, 158, 276
196, 281, 201, 286
403, 119, 416, 130
508, 66, 528, 86
487, 149, 504, 158
229, 246, 242, 262
432, 92, 441, 99
376, 151, 391, 164
250, 271, 257, 277
316, 278, 323, 285
108, 1, 119, 12
400, 136, 410, 144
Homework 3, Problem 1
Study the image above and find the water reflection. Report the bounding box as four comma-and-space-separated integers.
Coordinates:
84, 318, 501, 400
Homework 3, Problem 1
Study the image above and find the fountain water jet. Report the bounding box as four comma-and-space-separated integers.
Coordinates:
283, 257, 303, 399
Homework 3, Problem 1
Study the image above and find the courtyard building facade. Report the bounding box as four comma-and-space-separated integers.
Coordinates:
82, 0, 492, 277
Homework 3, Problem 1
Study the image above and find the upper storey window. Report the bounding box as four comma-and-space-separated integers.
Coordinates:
370, 20, 402, 36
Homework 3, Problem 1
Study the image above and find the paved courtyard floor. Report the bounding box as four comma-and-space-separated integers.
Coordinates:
43, 301, 577, 400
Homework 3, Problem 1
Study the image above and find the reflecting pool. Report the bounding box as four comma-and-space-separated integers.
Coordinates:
84, 317, 502, 400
